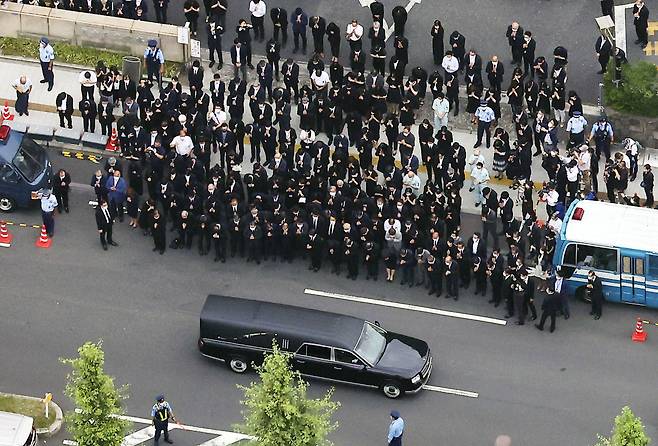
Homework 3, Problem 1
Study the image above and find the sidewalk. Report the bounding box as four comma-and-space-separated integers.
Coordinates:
0, 56, 650, 219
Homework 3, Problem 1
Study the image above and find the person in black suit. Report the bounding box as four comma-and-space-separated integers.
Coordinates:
485, 55, 504, 92
282, 58, 300, 103
445, 254, 459, 300
535, 288, 560, 332
522, 31, 536, 77
79, 99, 97, 133
391, 5, 407, 37
230, 39, 248, 81
151, 209, 166, 254
633, 0, 649, 48
520, 270, 538, 321
270, 7, 288, 46
595, 35, 612, 74
506, 21, 524, 66
55, 92, 74, 129
502, 267, 516, 318
95, 199, 118, 250
53, 169, 71, 213
187, 60, 204, 101
97, 97, 114, 136
369, 0, 384, 23
587, 270, 604, 319
306, 229, 325, 271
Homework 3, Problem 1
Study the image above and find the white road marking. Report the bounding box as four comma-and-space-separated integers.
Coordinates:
615, 2, 635, 54
422, 385, 479, 398
355, 0, 422, 42
121, 426, 177, 446
304, 289, 507, 326
115, 415, 252, 442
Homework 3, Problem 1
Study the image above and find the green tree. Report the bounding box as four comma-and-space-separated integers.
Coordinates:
596, 406, 651, 446
238, 343, 340, 446
604, 61, 658, 117
61, 341, 129, 446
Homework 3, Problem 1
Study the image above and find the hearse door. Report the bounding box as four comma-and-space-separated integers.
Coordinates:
293, 344, 334, 378
331, 349, 369, 384
621, 255, 646, 305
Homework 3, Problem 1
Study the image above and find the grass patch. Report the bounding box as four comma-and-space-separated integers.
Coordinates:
0, 394, 57, 430
603, 60, 658, 117
0, 36, 181, 78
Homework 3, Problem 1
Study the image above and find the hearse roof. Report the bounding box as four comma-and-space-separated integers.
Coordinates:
201, 295, 366, 350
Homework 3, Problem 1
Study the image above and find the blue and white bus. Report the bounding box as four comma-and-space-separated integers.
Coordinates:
554, 199, 658, 307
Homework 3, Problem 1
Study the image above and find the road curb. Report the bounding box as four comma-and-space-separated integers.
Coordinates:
0, 392, 64, 437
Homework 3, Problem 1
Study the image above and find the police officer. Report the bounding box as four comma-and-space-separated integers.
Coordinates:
144, 40, 165, 89
151, 395, 177, 445
40, 189, 58, 237
588, 116, 614, 160
38, 37, 55, 91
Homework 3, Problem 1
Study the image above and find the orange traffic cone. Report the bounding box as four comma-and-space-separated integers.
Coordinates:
35, 224, 52, 249
105, 128, 119, 152
632, 318, 647, 342
0, 221, 12, 248
2, 100, 14, 121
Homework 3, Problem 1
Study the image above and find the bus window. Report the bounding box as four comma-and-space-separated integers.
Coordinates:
575, 244, 618, 272
563, 244, 576, 265
635, 258, 644, 275
647, 255, 658, 277
622, 257, 631, 274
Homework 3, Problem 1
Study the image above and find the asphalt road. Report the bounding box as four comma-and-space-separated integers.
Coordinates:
158, 0, 603, 103
2, 153, 658, 446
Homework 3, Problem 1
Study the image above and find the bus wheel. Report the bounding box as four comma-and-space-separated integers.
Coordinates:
0, 195, 16, 212
227, 356, 249, 373
576, 286, 590, 303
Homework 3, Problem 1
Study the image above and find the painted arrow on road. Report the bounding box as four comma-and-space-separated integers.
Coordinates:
355, 0, 423, 42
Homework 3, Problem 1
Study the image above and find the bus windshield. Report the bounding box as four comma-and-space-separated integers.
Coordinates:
13, 136, 46, 182
354, 322, 387, 365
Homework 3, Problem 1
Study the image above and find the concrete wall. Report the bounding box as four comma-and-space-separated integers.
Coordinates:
0, 4, 188, 63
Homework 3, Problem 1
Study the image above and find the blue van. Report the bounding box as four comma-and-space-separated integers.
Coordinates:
0, 125, 52, 212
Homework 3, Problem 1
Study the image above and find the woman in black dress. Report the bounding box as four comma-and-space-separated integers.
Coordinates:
431, 20, 444, 66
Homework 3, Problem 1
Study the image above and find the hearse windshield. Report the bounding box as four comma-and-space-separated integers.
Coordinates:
354, 322, 386, 365
13, 136, 46, 182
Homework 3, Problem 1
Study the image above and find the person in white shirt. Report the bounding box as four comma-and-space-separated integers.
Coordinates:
441, 51, 459, 75
345, 19, 364, 52
402, 170, 421, 194
11, 75, 32, 116
170, 129, 194, 156
470, 161, 490, 206
310, 68, 330, 94
467, 147, 486, 172
79, 70, 97, 102
547, 213, 563, 235
249, 0, 267, 42
577, 144, 592, 191
432, 92, 450, 129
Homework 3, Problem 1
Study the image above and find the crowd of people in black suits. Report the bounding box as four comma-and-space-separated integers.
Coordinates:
70, 0, 642, 331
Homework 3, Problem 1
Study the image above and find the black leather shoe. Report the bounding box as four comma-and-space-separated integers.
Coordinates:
535, 324, 543, 331
102, 244, 108, 251
209, 61, 215, 68
109, 241, 119, 246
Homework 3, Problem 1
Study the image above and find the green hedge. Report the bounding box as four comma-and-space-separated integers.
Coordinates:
603, 61, 658, 117
0, 36, 181, 78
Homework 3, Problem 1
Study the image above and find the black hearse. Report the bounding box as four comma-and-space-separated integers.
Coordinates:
198, 295, 433, 398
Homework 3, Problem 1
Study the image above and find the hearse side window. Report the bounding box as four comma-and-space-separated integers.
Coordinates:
575, 244, 618, 272
648, 255, 658, 278
298, 344, 331, 360
334, 349, 365, 366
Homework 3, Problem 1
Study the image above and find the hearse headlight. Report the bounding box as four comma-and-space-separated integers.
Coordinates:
411, 374, 421, 384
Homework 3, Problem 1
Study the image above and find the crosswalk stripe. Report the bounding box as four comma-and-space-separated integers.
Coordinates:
66, 414, 251, 446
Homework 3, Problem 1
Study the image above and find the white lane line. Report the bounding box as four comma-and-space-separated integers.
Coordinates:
304, 289, 507, 326
615, 2, 635, 54
422, 385, 479, 398
115, 415, 252, 441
